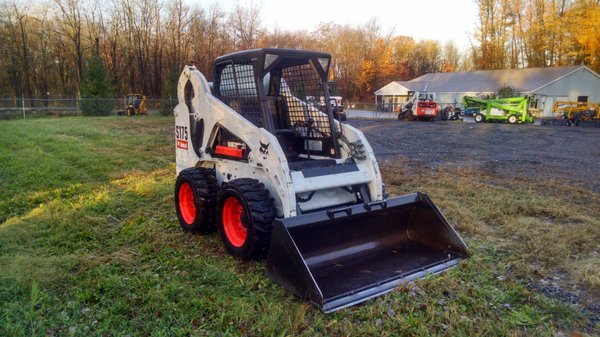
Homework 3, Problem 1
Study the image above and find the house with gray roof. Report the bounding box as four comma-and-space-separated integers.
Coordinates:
374, 65, 600, 117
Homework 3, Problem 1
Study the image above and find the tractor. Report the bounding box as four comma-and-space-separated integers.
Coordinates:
125, 94, 147, 116
173, 49, 468, 312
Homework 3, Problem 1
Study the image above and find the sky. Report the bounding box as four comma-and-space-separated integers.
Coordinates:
193, 0, 479, 49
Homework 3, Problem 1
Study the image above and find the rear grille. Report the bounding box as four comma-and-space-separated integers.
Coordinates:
419, 102, 437, 108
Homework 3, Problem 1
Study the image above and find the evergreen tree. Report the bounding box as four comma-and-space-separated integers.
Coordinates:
496, 85, 520, 99
80, 56, 113, 116
161, 65, 181, 116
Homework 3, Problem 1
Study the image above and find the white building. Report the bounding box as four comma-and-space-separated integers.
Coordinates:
374, 66, 600, 117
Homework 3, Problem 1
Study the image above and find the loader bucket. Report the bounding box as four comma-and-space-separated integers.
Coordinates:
265, 192, 468, 313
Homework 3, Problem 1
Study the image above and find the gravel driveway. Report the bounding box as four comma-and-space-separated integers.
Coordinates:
347, 118, 600, 192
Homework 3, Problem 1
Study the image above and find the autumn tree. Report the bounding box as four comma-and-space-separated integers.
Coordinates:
442, 41, 461, 72
390, 36, 417, 80
472, 0, 600, 72
314, 23, 365, 100
412, 40, 442, 75
473, 0, 511, 69
357, 37, 396, 101
565, 0, 600, 72
2, 0, 599, 103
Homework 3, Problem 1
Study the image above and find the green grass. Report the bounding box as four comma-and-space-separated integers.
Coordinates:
1, 117, 598, 336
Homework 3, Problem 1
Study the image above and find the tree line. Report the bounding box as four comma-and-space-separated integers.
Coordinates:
1, 0, 598, 102
473, 0, 600, 71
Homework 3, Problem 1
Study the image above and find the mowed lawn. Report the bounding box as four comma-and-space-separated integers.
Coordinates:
0, 116, 598, 336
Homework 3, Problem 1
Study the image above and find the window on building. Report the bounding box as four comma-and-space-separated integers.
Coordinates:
529, 96, 539, 109
577, 96, 588, 103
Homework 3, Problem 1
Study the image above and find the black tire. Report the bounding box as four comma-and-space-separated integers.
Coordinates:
217, 178, 276, 260
174, 167, 218, 234
474, 114, 484, 123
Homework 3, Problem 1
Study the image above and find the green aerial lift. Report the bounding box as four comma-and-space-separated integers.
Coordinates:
462, 96, 534, 124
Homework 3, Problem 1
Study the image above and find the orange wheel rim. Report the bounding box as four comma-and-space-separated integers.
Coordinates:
179, 182, 196, 224
222, 196, 246, 247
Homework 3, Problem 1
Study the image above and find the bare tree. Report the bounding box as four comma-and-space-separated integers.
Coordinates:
229, 0, 263, 49
1, 1, 34, 98
442, 41, 461, 72
54, 0, 86, 92
2, 0, 596, 101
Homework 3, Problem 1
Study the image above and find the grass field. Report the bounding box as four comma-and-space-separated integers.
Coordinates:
1, 116, 598, 336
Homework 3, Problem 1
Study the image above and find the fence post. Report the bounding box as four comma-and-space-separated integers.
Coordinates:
22, 96, 25, 119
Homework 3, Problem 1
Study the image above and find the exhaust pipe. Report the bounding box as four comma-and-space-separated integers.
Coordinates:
265, 193, 469, 313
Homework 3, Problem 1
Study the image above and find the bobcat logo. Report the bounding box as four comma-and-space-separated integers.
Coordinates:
259, 141, 269, 155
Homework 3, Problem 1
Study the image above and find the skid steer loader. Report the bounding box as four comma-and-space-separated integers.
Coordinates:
173, 49, 468, 313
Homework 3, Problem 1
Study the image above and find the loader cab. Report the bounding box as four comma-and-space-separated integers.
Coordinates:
407, 91, 435, 103
212, 49, 340, 167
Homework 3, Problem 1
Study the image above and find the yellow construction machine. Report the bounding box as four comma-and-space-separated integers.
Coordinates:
553, 101, 599, 126
125, 94, 147, 116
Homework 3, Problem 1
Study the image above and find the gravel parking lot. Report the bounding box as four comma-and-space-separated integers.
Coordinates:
348, 118, 600, 193
348, 117, 600, 324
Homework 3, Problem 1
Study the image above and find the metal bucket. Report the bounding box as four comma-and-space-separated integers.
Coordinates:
265, 192, 469, 313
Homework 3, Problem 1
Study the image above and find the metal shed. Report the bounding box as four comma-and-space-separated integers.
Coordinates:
374, 66, 600, 117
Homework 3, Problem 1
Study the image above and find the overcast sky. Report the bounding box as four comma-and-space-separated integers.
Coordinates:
193, 0, 479, 49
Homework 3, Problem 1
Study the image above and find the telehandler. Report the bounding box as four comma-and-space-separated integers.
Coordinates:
173, 49, 468, 312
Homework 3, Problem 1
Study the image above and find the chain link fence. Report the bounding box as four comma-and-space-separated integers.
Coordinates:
367, 101, 465, 112
0, 97, 177, 119
1, 98, 467, 120
348, 101, 467, 119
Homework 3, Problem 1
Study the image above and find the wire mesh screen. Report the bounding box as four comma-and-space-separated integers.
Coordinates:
281, 64, 332, 139
214, 62, 262, 127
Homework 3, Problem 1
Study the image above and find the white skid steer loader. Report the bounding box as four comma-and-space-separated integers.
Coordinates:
173, 49, 468, 313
